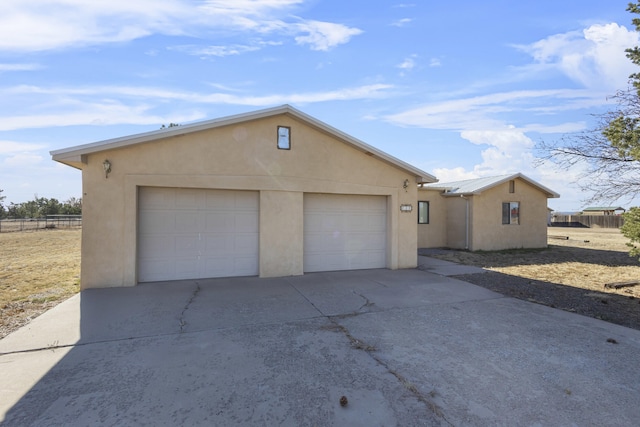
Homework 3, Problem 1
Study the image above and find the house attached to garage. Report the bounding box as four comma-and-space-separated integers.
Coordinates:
417, 174, 560, 251
51, 105, 437, 289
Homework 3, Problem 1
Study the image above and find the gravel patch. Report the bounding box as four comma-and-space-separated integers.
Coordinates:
454, 271, 640, 331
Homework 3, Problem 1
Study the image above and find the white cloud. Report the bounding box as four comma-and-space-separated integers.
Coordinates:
391, 18, 412, 27
397, 55, 417, 71
515, 23, 639, 91
431, 166, 478, 183
170, 44, 262, 57
0, 0, 188, 51
0, 0, 360, 53
0, 84, 394, 130
429, 58, 441, 67
294, 20, 363, 51
445, 129, 536, 179
0, 140, 45, 154
0, 63, 42, 72
385, 89, 597, 130
461, 128, 534, 152
0, 102, 206, 131
3, 153, 44, 167
4, 82, 394, 104
0, 140, 46, 170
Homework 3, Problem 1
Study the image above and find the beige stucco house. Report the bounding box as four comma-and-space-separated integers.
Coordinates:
417, 174, 560, 251
51, 105, 438, 289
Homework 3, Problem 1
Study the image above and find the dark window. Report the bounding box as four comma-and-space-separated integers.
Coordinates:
277, 126, 291, 150
502, 202, 519, 225
418, 201, 429, 224
509, 180, 515, 193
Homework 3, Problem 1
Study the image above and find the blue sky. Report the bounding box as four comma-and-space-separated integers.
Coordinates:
1, 0, 639, 211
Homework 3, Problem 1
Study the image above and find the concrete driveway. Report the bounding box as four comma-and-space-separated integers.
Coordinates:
1, 263, 640, 426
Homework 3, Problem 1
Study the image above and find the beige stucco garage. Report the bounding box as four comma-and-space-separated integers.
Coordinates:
51, 105, 437, 289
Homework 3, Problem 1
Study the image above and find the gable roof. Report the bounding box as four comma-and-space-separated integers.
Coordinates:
420, 173, 560, 198
50, 104, 437, 183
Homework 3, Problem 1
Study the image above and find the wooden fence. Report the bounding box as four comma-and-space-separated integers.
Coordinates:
0, 215, 82, 233
550, 215, 624, 229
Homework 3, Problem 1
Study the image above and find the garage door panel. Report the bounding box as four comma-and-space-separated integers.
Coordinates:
235, 213, 259, 232
234, 191, 260, 209
235, 234, 259, 254
304, 194, 387, 273
202, 234, 233, 255
138, 188, 259, 282
202, 257, 230, 277
304, 213, 325, 232
204, 212, 235, 231
366, 232, 386, 247
139, 187, 175, 208
204, 190, 235, 208
366, 213, 387, 228
233, 256, 259, 274
346, 215, 364, 230
175, 259, 200, 279
175, 189, 201, 209
303, 232, 325, 252
138, 211, 176, 234
175, 234, 200, 253
138, 259, 176, 283
138, 235, 175, 258
201, 256, 257, 278
175, 212, 202, 232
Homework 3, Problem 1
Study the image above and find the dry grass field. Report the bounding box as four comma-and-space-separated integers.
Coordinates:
0, 229, 80, 338
0, 227, 639, 339
432, 227, 640, 298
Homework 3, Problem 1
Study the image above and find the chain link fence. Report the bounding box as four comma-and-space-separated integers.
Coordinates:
0, 215, 82, 233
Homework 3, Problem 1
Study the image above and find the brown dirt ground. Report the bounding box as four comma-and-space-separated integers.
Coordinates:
429, 227, 640, 331
1, 227, 639, 339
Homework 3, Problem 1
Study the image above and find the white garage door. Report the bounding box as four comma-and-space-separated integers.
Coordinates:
304, 194, 387, 272
138, 187, 259, 282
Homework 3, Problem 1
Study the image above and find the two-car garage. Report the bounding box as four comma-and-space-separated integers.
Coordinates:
51, 105, 432, 289
137, 187, 387, 282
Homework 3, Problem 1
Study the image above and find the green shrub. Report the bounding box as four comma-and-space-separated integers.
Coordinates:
621, 207, 640, 261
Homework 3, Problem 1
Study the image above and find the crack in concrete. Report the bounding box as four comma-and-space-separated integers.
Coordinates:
285, 278, 452, 424
179, 282, 201, 332
326, 316, 453, 426
354, 291, 375, 312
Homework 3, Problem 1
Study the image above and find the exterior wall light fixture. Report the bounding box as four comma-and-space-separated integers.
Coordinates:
103, 159, 112, 178
403, 179, 409, 192
400, 204, 413, 213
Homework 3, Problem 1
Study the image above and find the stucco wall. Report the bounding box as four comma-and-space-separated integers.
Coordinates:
470, 178, 549, 251
259, 190, 304, 277
416, 188, 448, 248
445, 196, 471, 250
78, 114, 419, 288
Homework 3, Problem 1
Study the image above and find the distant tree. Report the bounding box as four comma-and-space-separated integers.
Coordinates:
2, 194, 81, 219
0, 189, 5, 219
37, 197, 62, 217
21, 198, 40, 218
160, 123, 180, 129
60, 197, 82, 215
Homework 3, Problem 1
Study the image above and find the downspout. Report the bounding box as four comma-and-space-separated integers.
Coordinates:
460, 195, 469, 250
